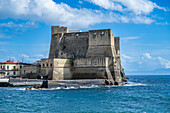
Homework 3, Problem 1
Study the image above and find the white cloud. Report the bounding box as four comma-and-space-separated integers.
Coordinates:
122, 36, 139, 40
79, 1, 83, 4
86, 0, 166, 15
121, 53, 170, 72
0, 0, 106, 28
86, 0, 123, 12
20, 54, 46, 62
0, 21, 37, 28
0, 0, 163, 29
34, 54, 44, 58
122, 54, 134, 60
131, 16, 154, 24
143, 53, 152, 59
156, 22, 169, 25
21, 54, 29, 59
157, 57, 170, 68
0, 34, 12, 39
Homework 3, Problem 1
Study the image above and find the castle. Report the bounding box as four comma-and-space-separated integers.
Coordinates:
40, 26, 126, 85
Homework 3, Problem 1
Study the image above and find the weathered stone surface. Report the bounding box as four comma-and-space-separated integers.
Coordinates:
9, 78, 43, 86
41, 26, 126, 85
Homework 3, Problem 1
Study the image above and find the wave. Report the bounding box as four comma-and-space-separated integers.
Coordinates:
123, 82, 147, 86
14, 85, 101, 90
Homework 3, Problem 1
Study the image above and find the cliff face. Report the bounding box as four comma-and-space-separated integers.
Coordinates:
42, 26, 126, 85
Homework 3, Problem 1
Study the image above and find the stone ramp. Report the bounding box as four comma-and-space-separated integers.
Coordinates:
106, 68, 114, 84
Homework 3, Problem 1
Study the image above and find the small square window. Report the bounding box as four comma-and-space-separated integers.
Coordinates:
93, 32, 96, 38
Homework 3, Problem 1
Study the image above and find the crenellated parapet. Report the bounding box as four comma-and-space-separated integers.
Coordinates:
42, 26, 126, 85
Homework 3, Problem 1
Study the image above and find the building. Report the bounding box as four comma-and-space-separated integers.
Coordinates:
0, 60, 31, 78
21, 61, 41, 79
40, 26, 126, 85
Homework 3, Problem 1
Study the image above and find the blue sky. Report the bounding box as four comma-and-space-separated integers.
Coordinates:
0, 0, 169, 74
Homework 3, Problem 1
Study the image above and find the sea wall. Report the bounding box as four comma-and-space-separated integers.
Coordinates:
9, 78, 43, 86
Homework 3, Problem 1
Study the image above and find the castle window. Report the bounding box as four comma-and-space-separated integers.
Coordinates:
47, 63, 48, 67
63, 46, 66, 50
75, 62, 78, 66
43, 64, 45, 67
13, 71, 16, 75
100, 32, 105, 38
93, 32, 96, 38
50, 63, 52, 67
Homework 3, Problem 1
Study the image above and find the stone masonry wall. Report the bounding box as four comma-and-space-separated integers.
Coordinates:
41, 58, 72, 80
49, 27, 118, 59
45, 26, 126, 84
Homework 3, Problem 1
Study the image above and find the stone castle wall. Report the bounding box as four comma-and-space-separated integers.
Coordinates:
41, 26, 126, 84
49, 31, 89, 59
49, 26, 119, 59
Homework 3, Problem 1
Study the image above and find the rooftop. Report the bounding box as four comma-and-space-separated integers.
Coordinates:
0, 60, 31, 65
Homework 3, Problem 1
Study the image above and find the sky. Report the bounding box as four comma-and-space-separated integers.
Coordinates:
0, 0, 169, 75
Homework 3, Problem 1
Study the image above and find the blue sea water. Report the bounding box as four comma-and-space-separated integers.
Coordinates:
0, 75, 169, 113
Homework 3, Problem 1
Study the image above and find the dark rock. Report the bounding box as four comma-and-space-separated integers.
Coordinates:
114, 82, 119, 85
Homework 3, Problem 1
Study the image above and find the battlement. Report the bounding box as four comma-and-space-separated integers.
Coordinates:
51, 26, 69, 35
43, 26, 126, 84
49, 26, 120, 59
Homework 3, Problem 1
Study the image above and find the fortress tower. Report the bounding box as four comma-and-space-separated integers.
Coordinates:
41, 26, 126, 85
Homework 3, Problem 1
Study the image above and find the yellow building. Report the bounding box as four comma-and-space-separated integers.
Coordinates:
0, 60, 31, 78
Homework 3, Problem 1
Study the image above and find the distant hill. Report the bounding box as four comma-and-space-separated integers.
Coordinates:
125, 68, 170, 75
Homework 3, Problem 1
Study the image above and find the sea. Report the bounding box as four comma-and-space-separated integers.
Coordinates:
0, 75, 169, 113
